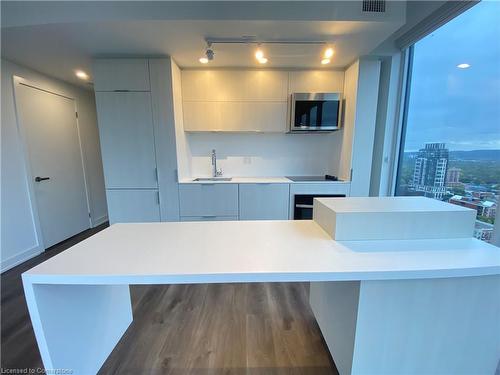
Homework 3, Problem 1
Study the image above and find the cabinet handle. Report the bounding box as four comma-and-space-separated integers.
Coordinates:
296, 204, 313, 209
201, 215, 217, 218
156, 191, 160, 205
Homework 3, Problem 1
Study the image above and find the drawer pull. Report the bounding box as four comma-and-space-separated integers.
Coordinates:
296, 204, 313, 209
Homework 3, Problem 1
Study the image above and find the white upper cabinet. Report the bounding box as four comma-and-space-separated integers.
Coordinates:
181, 70, 288, 132
95, 92, 158, 189
288, 71, 345, 94
183, 101, 286, 132
182, 70, 288, 102
180, 69, 345, 133
93, 59, 150, 92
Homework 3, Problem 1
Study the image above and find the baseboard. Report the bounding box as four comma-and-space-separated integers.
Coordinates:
92, 214, 108, 227
1, 245, 44, 273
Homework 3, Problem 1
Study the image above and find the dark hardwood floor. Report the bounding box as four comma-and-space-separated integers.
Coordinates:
1, 224, 338, 375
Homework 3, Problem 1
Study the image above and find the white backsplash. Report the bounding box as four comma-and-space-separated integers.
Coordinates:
187, 132, 343, 177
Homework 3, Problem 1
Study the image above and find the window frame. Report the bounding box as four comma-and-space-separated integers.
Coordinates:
391, 41, 499, 245
391, 45, 414, 197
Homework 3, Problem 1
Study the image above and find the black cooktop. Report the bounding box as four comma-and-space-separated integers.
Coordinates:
286, 175, 339, 182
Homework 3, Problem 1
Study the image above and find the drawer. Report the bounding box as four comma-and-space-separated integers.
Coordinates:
239, 184, 289, 220
179, 184, 239, 216
180, 215, 238, 222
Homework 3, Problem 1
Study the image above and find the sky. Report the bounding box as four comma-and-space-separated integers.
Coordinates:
404, 0, 500, 152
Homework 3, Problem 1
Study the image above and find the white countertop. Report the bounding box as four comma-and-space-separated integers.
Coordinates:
179, 176, 350, 184
179, 176, 292, 184
316, 196, 472, 213
24, 220, 500, 285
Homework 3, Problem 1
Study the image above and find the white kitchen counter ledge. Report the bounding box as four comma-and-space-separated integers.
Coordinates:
23, 221, 500, 284
179, 176, 351, 184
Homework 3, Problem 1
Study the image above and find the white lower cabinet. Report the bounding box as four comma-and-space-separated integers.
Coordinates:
239, 184, 290, 220
179, 184, 239, 217
106, 189, 160, 224
178, 182, 349, 222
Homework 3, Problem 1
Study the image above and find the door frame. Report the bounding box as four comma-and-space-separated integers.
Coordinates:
12, 75, 92, 250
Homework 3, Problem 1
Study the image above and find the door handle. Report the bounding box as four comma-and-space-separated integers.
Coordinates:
35, 177, 50, 182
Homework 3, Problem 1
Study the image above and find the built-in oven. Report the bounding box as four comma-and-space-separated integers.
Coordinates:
293, 194, 345, 220
289, 93, 342, 132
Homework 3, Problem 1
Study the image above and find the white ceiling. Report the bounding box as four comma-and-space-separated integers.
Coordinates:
1, 1, 408, 87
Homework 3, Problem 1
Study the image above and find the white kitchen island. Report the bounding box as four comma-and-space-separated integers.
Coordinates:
23, 197, 500, 375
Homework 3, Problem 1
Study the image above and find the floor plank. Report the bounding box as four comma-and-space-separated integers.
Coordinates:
1, 224, 338, 375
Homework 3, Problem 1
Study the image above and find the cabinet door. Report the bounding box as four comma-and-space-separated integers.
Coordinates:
251, 102, 287, 132
106, 189, 160, 224
220, 102, 287, 132
288, 71, 344, 94
182, 101, 221, 131
184, 102, 287, 133
182, 70, 288, 101
93, 59, 150, 92
179, 184, 239, 216
239, 184, 290, 220
95, 92, 157, 189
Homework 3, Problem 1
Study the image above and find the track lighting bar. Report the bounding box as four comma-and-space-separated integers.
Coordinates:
205, 38, 328, 45
199, 38, 334, 65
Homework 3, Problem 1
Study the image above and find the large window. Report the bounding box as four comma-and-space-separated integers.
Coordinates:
395, 1, 500, 243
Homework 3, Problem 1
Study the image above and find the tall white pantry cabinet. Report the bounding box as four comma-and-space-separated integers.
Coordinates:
93, 58, 180, 224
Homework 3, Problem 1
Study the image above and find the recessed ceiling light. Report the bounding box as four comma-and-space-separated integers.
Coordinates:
75, 70, 89, 80
199, 57, 209, 64
321, 58, 331, 65
324, 48, 334, 59
457, 63, 471, 69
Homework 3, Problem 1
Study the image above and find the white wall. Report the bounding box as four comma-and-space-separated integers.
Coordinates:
344, 59, 381, 197
1, 59, 107, 272
187, 132, 344, 177
339, 61, 359, 182
370, 53, 403, 197
171, 60, 192, 180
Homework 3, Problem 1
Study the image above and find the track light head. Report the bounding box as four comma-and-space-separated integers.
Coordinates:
206, 48, 215, 61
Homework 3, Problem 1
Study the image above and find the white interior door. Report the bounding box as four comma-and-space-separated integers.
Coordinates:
16, 83, 90, 248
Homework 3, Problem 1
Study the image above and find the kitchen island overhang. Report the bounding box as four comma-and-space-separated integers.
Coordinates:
22, 197, 500, 375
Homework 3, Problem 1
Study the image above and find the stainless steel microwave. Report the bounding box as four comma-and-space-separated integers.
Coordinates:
289, 93, 342, 132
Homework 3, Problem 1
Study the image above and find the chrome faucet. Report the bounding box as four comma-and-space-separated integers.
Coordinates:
211, 149, 223, 177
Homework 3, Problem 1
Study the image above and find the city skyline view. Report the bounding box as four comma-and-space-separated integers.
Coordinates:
396, 1, 499, 243
404, 1, 500, 152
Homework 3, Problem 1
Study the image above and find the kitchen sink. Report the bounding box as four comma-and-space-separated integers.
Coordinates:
193, 177, 232, 181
